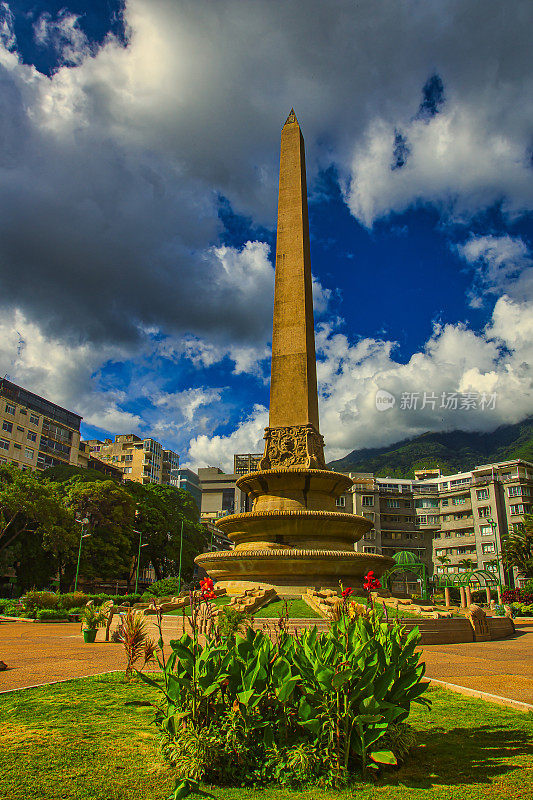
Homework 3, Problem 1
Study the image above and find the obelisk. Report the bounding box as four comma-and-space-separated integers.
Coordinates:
195, 111, 394, 596
269, 109, 319, 431
259, 111, 325, 471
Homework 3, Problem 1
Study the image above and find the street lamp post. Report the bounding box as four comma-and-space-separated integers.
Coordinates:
177, 520, 184, 594
74, 518, 90, 592
133, 530, 148, 595
486, 516, 504, 586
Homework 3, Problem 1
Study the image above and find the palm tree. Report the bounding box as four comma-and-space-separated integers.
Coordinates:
457, 558, 477, 572
502, 515, 533, 580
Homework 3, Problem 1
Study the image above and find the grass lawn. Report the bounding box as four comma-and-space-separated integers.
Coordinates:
0, 673, 531, 800
166, 596, 321, 618
165, 596, 436, 620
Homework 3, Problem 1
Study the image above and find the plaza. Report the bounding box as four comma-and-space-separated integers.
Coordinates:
2, 618, 533, 708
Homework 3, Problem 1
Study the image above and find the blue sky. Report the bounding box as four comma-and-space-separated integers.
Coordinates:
0, 0, 532, 469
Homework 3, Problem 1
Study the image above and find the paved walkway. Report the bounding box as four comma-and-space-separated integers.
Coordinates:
420, 622, 533, 706
1, 618, 532, 704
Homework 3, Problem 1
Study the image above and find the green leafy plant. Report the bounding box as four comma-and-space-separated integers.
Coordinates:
117, 607, 158, 677
80, 605, 106, 630
138, 604, 430, 790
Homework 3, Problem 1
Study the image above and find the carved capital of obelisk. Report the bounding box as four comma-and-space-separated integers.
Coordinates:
259, 424, 326, 470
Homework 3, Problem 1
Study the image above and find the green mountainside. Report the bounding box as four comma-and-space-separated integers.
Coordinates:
327, 417, 533, 478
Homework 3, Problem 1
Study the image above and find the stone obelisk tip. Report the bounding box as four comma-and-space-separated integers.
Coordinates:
283, 108, 298, 127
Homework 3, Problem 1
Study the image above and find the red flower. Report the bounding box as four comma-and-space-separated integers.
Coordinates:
200, 577, 216, 600
342, 587, 354, 599
363, 571, 381, 592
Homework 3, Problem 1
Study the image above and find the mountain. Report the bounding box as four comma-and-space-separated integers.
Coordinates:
327, 417, 533, 477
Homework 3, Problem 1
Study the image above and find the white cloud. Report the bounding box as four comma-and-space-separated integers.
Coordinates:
0, 310, 144, 433
33, 10, 90, 66
0, 2, 15, 51
154, 387, 223, 423
457, 234, 532, 306
193, 296, 533, 467
186, 404, 268, 471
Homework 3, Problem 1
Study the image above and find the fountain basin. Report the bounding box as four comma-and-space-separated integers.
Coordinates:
195, 548, 395, 597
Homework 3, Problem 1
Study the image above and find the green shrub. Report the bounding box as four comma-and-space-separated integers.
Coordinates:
90, 593, 141, 606
57, 592, 90, 610
0, 598, 13, 612
142, 577, 181, 597
22, 590, 59, 615
1, 601, 24, 617
216, 606, 252, 638
141, 613, 430, 790
36, 609, 70, 621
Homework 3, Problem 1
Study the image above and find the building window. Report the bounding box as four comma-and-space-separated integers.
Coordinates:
478, 506, 491, 518
29, 414, 39, 425
415, 498, 439, 508
362, 512, 374, 522
0, 438, 9, 451
5, 403, 15, 415
441, 499, 449, 506
508, 485, 529, 498
427, 515, 439, 524
13, 443, 21, 450
387, 499, 400, 509
2, 420, 13, 433
476, 488, 489, 500
363, 546, 376, 553
27, 431, 37, 442
335, 496, 346, 508
24, 448, 34, 460
125, 454, 133, 462
362, 495, 374, 507
482, 543, 495, 554
510, 504, 530, 516
480, 525, 493, 536
124, 467, 132, 474
418, 514, 427, 524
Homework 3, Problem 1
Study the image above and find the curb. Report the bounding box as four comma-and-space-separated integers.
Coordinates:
426, 677, 533, 713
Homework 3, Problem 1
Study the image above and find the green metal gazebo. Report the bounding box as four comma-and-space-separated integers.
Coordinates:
382, 551, 429, 600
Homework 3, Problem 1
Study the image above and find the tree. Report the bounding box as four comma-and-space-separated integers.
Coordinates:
125, 482, 206, 586
0, 464, 77, 592
502, 515, 533, 580
457, 558, 477, 572
64, 480, 136, 584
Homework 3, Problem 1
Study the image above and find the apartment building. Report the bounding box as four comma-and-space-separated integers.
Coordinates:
432, 460, 532, 585
340, 474, 435, 582
175, 468, 202, 510
0, 378, 84, 472
162, 449, 180, 487
337, 459, 532, 587
86, 434, 180, 486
